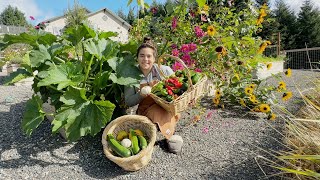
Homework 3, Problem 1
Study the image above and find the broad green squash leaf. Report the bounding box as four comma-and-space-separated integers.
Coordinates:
120, 40, 138, 55
84, 39, 108, 60
64, 24, 95, 46
29, 44, 51, 68
22, 95, 46, 136
37, 62, 84, 90
98, 31, 117, 40
54, 87, 115, 142
2, 33, 39, 49
196, 0, 206, 7
93, 71, 112, 90
107, 56, 142, 86
37, 33, 57, 46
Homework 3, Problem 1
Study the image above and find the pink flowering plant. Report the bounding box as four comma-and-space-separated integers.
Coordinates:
130, 0, 292, 119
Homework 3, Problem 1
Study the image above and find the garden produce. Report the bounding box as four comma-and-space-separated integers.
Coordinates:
107, 134, 131, 158
138, 135, 148, 149
151, 69, 203, 102
134, 129, 144, 136
116, 130, 128, 141
140, 86, 152, 95
129, 129, 140, 155
120, 138, 132, 148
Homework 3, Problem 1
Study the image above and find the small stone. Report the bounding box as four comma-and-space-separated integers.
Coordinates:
167, 135, 183, 154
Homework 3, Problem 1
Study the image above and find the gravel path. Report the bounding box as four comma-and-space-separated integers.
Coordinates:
0, 70, 319, 180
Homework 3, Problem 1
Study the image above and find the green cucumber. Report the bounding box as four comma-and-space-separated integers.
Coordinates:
107, 134, 131, 158
138, 135, 148, 149
129, 129, 140, 155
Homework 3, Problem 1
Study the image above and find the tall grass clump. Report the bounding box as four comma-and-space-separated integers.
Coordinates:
257, 76, 320, 179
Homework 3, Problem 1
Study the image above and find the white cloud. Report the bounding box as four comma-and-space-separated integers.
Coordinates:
271, 0, 320, 14
0, 0, 43, 24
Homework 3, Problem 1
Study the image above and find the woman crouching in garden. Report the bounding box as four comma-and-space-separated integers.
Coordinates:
124, 37, 183, 154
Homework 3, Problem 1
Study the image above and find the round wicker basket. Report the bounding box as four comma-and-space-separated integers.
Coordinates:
101, 115, 157, 171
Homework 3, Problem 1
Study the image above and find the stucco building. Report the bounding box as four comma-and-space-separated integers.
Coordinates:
41, 8, 131, 42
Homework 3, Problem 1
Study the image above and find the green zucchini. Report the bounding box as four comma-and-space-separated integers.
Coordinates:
107, 134, 131, 157
138, 135, 148, 149
129, 129, 140, 155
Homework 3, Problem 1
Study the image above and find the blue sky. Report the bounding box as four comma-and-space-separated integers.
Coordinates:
0, 0, 165, 25
0, 0, 320, 25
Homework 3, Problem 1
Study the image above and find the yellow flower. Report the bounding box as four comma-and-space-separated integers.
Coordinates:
256, 17, 264, 26
278, 81, 286, 90
215, 89, 222, 97
203, 4, 209, 12
213, 97, 220, 105
249, 94, 256, 102
259, 104, 271, 113
245, 87, 254, 95
285, 68, 292, 77
234, 74, 240, 81
268, 113, 276, 121
239, 98, 246, 107
251, 107, 261, 112
207, 25, 216, 36
258, 43, 267, 54
249, 84, 256, 89
253, 100, 259, 105
266, 63, 272, 70
282, 91, 293, 101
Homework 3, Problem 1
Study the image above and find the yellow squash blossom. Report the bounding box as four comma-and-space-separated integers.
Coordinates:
245, 87, 254, 95
268, 113, 276, 121
207, 25, 216, 36
266, 63, 272, 70
285, 68, 292, 77
259, 104, 271, 113
282, 91, 293, 101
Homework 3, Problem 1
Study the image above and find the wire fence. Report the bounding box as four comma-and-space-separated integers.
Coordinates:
284, 47, 320, 70
0, 25, 28, 35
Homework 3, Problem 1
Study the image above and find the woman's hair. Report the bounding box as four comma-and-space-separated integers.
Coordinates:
136, 37, 157, 58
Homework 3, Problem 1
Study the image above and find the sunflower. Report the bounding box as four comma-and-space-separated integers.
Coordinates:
285, 68, 292, 77
268, 113, 276, 121
278, 81, 286, 90
249, 94, 256, 102
207, 25, 216, 36
257, 43, 267, 54
203, 4, 210, 12
253, 100, 259, 105
249, 84, 256, 89
245, 87, 254, 95
215, 89, 222, 97
266, 63, 272, 70
259, 104, 271, 113
251, 107, 261, 112
239, 98, 246, 107
282, 91, 293, 101
212, 97, 220, 105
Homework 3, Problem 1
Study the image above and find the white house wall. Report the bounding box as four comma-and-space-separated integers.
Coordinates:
88, 12, 129, 42
44, 11, 129, 42
45, 18, 66, 36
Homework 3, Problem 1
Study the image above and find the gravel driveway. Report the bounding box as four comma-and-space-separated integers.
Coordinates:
0, 70, 319, 180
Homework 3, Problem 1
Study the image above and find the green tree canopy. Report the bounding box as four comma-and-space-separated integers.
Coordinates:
296, 0, 320, 48
64, 0, 89, 28
0, 5, 28, 26
273, 0, 297, 50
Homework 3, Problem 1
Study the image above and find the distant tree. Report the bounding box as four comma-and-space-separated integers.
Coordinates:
64, 0, 88, 28
296, 0, 320, 48
127, 7, 136, 25
117, 8, 127, 22
0, 5, 28, 26
273, 0, 297, 50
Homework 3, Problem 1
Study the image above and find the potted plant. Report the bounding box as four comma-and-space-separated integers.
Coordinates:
0, 24, 142, 142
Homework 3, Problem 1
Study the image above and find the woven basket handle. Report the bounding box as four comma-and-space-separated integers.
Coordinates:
157, 54, 194, 89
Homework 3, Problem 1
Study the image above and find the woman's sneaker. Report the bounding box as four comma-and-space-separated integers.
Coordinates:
167, 135, 183, 154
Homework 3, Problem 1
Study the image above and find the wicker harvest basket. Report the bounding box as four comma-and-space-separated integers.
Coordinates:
149, 54, 207, 115
101, 115, 157, 171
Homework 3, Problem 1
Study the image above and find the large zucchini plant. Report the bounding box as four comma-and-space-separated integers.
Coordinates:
0, 24, 142, 142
